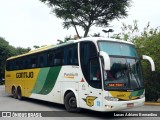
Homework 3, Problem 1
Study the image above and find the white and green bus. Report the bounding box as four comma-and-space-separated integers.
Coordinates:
5, 37, 155, 112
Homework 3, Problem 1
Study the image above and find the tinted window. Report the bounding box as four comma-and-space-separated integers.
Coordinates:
98, 41, 138, 57
80, 41, 101, 89
63, 44, 78, 65
6, 43, 79, 71
54, 48, 63, 66
48, 50, 55, 66
38, 53, 47, 67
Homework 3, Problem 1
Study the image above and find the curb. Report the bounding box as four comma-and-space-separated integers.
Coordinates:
144, 102, 160, 106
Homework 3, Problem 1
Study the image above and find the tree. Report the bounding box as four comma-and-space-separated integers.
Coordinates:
33, 45, 40, 49
112, 20, 139, 41
90, 33, 101, 37
40, 0, 131, 37
57, 35, 75, 44
0, 37, 16, 78
0, 37, 30, 79
134, 24, 160, 101
16, 47, 31, 55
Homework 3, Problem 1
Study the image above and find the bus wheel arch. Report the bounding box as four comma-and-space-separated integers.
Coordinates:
64, 90, 80, 112
17, 86, 23, 100
11, 86, 17, 99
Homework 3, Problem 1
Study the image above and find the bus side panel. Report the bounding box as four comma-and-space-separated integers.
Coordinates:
5, 71, 13, 94
30, 66, 62, 103
5, 69, 40, 97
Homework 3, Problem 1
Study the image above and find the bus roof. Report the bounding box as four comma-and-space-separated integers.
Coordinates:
7, 37, 134, 60
77, 37, 134, 45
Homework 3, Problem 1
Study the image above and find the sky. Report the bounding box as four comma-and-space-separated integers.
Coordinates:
0, 0, 160, 48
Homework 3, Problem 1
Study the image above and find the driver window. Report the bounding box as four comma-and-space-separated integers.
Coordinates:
90, 58, 101, 81
90, 58, 102, 89
80, 41, 102, 89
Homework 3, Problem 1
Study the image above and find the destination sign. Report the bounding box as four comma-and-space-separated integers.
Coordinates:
108, 83, 124, 87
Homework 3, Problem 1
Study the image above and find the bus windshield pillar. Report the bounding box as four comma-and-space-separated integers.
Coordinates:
99, 51, 110, 70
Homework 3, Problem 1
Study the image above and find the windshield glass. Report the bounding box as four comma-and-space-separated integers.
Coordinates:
98, 41, 138, 57
98, 41, 143, 90
104, 57, 143, 90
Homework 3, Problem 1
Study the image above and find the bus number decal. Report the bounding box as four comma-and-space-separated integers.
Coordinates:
83, 96, 97, 107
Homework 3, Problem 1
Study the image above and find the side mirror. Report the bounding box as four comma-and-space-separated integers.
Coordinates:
99, 51, 110, 70
142, 55, 155, 71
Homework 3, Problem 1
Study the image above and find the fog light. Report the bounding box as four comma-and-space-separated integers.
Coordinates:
105, 96, 119, 101
105, 105, 112, 109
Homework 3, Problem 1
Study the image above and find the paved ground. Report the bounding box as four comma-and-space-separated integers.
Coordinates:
0, 85, 160, 120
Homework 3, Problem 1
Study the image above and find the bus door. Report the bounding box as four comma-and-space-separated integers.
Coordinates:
79, 42, 103, 110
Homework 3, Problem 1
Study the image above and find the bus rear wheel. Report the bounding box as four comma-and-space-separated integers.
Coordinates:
17, 87, 23, 100
64, 92, 80, 112
12, 87, 17, 99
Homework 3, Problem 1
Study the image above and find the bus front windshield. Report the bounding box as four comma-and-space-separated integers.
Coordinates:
98, 41, 144, 90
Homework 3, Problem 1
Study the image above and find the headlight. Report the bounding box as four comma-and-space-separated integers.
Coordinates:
105, 96, 119, 101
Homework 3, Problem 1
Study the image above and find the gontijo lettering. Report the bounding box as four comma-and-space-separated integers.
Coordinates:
16, 72, 34, 78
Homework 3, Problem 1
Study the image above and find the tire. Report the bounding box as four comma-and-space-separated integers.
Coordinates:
17, 87, 23, 100
12, 87, 17, 99
64, 92, 80, 112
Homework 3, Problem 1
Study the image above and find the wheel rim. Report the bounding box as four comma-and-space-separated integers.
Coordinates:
12, 88, 17, 98
69, 97, 77, 108
12, 88, 16, 95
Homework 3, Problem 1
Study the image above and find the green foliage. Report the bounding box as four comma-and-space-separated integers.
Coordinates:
40, 0, 131, 37
16, 47, 31, 55
33, 45, 40, 49
90, 33, 101, 37
57, 35, 75, 44
112, 20, 139, 41
0, 37, 30, 79
135, 26, 160, 101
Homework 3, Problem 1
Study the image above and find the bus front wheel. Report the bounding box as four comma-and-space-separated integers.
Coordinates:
64, 92, 80, 112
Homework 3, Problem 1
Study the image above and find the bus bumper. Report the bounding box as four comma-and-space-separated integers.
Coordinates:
101, 97, 145, 112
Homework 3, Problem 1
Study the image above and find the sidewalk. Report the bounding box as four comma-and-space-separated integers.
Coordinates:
144, 102, 160, 106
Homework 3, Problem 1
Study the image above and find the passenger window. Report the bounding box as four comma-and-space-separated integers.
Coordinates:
72, 44, 78, 65
15, 60, 19, 70
48, 50, 55, 66
30, 56, 37, 68
19, 60, 24, 69
63, 44, 78, 65
38, 53, 47, 68
54, 48, 63, 66
24, 58, 30, 69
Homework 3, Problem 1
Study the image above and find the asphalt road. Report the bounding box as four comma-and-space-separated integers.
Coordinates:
0, 85, 160, 120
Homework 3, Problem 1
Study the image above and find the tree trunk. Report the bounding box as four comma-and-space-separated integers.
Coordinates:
83, 26, 90, 37
71, 19, 80, 38
74, 26, 80, 38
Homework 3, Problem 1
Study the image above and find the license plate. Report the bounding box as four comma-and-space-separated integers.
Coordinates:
127, 103, 134, 108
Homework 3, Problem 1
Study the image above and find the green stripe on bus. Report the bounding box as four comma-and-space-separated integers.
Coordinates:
137, 89, 144, 96
130, 89, 144, 97
32, 68, 50, 93
38, 66, 62, 95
